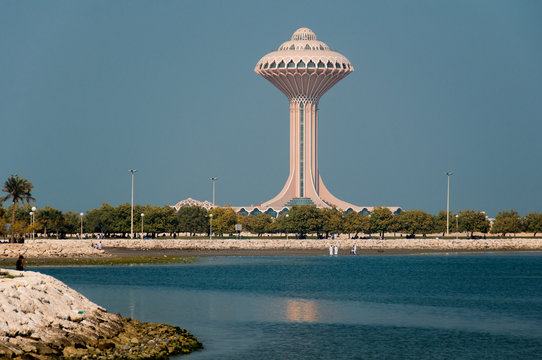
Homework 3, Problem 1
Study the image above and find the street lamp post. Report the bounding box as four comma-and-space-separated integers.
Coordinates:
445, 171, 453, 236
455, 214, 459, 239
209, 213, 213, 240
141, 213, 145, 239
209, 177, 218, 207
29, 211, 34, 240
79, 212, 84, 240
29, 211, 33, 237
129, 169, 137, 239
31, 206, 36, 240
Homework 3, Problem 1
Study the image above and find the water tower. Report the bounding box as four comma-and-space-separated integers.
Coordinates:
255, 27, 358, 209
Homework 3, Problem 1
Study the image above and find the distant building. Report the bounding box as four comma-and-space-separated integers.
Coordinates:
172, 198, 213, 211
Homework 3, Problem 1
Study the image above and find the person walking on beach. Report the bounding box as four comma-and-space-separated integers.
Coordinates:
334, 245, 339, 256
16, 255, 24, 271
329, 245, 333, 256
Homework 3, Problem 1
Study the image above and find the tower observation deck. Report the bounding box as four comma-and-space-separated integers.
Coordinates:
255, 28, 363, 210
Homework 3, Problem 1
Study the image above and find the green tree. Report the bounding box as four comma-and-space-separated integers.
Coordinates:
399, 210, 433, 235
0, 208, 6, 237
85, 203, 114, 235
241, 213, 273, 236
1, 175, 35, 242
343, 211, 370, 238
176, 205, 209, 235
0, 206, 6, 221
271, 214, 290, 235
523, 212, 542, 237
36, 206, 64, 239
4, 203, 33, 224
110, 203, 132, 233
433, 210, 456, 236
369, 207, 393, 239
1, 204, 33, 239
458, 210, 490, 235
209, 207, 237, 236
389, 214, 403, 237
63, 211, 81, 236
135, 205, 177, 234
491, 210, 522, 237
284, 205, 322, 238
163, 206, 179, 233
319, 207, 344, 237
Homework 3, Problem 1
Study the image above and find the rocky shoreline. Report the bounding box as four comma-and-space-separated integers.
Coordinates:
0, 269, 202, 359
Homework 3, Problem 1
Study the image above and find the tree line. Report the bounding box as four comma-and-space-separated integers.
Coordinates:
2, 175, 542, 241
2, 202, 542, 240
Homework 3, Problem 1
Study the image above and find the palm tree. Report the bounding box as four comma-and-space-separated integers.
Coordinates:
1, 175, 35, 243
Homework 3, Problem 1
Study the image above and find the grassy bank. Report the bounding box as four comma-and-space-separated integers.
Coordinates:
0, 256, 196, 267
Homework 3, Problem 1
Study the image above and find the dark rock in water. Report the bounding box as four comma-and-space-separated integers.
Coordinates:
61, 317, 202, 360
2, 315, 202, 360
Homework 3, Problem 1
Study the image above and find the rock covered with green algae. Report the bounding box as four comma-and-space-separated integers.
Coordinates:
0, 269, 202, 359
60, 318, 202, 359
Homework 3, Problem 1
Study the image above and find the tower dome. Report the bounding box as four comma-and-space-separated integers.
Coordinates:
255, 28, 353, 100
291, 27, 317, 41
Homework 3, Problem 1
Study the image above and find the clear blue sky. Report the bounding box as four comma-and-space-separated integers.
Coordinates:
1, 0, 541, 217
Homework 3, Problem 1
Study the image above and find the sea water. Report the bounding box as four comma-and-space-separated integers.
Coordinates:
37, 253, 542, 359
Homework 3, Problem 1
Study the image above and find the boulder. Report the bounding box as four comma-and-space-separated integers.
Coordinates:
0, 269, 202, 359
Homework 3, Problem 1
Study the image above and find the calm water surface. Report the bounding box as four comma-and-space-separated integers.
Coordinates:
37, 254, 542, 359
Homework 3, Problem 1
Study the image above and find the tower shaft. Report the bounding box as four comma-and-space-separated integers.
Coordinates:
262, 96, 360, 210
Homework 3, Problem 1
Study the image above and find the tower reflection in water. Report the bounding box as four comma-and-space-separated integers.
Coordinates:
284, 299, 319, 323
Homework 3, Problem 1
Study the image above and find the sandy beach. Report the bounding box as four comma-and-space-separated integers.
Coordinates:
104, 247, 539, 258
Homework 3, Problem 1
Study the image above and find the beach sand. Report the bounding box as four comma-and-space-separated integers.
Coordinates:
104, 247, 538, 258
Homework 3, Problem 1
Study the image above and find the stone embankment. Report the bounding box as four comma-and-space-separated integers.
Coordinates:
98, 238, 542, 251
0, 240, 108, 259
0, 269, 202, 359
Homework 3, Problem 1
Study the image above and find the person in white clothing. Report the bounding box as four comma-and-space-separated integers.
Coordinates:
334, 245, 339, 255
329, 245, 333, 256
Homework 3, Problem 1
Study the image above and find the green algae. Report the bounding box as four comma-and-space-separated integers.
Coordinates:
0, 271, 23, 278
0, 256, 196, 267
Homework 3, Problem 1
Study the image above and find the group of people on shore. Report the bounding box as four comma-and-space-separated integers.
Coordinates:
328, 244, 357, 256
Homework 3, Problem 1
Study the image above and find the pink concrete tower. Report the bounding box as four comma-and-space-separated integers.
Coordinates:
255, 27, 359, 210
